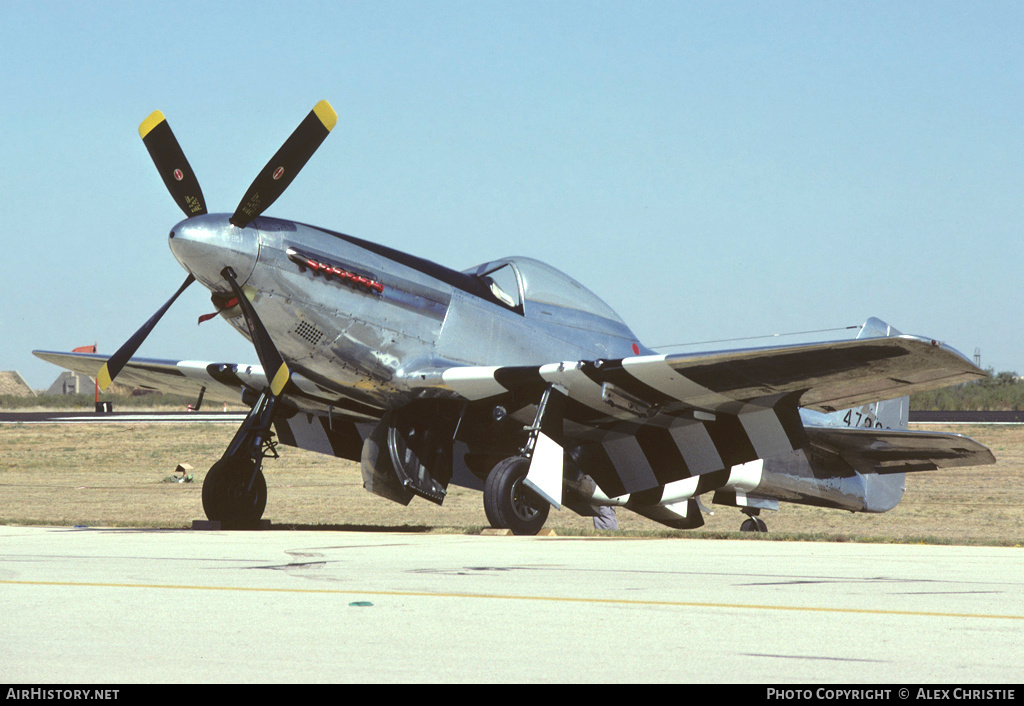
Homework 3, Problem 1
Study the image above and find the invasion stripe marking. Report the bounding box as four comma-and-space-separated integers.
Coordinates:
634, 425, 690, 485
601, 434, 659, 492
442, 366, 506, 400
277, 413, 331, 455
580, 360, 676, 407
538, 363, 637, 421
726, 459, 765, 495
705, 415, 758, 468
581, 443, 628, 499
668, 422, 724, 476
621, 356, 738, 411
492, 366, 547, 397
739, 408, 794, 458
658, 476, 701, 503
696, 469, 732, 495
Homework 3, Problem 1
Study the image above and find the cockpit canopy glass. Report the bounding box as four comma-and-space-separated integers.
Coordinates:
464, 257, 635, 339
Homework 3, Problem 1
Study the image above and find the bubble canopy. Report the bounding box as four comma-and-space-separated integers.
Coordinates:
464, 257, 637, 342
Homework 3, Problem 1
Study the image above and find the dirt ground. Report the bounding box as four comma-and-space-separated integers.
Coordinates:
0, 422, 1021, 545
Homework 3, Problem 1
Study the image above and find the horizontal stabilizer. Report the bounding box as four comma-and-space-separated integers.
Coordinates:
807, 427, 995, 474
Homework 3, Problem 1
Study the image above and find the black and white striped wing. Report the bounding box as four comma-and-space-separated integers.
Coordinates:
411, 335, 985, 495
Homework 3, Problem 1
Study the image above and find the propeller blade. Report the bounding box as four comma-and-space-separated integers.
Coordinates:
221, 268, 291, 397
230, 100, 337, 229
98, 274, 195, 391
139, 111, 208, 217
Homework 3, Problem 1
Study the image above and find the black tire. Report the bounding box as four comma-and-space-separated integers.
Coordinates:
202, 456, 267, 523
740, 517, 768, 533
483, 457, 550, 535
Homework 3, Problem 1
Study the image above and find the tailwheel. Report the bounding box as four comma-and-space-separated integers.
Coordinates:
202, 455, 268, 524
484, 457, 550, 535
739, 511, 767, 533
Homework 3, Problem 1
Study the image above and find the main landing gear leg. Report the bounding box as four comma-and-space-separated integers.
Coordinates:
202, 389, 278, 524
483, 384, 564, 535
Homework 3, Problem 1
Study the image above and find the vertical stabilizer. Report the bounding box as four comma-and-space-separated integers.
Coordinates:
856, 318, 909, 430
806, 318, 909, 431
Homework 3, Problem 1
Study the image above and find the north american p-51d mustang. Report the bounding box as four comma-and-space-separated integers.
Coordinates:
36, 100, 995, 534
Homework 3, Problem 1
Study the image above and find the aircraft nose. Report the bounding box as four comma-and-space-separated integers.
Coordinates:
168, 214, 259, 290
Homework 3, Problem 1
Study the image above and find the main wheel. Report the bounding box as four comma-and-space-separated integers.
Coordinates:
202, 456, 267, 523
483, 457, 550, 535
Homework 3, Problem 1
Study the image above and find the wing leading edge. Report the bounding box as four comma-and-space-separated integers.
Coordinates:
408, 334, 984, 414
32, 350, 381, 455
32, 350, 265, 404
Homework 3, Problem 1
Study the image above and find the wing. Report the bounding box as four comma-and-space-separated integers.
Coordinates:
33, 350, 267, 404
400, 334, 986, 496
653, 335, 984, 414
33, 349, 377, 462
413, 334, 982, 412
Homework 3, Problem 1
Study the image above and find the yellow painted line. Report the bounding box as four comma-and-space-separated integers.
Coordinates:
3, 580, 1022, 621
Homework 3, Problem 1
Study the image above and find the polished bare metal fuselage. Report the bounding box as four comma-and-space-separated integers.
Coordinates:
171, 213, 644, 415
166, 213, 917, 516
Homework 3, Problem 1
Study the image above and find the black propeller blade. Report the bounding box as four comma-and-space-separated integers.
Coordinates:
139, 111, 207, 218
230, 100, 337, 229
98, 274, 195, 391
221, 267, 291, 397
103, 101, 335, 393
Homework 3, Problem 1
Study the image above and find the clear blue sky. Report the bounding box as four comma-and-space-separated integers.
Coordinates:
2, 1, 1021, 389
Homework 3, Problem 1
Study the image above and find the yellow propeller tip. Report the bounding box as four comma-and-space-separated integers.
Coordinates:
270, 363, 291, 397
139, 110, 166, 139
313, 100, 337, 132
98, 365, 113, 392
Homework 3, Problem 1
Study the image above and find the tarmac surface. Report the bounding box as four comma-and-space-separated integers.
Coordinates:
1, 525, 1021, 683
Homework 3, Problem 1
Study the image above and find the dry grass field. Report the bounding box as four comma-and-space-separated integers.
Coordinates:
1, 421, 1021, 545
